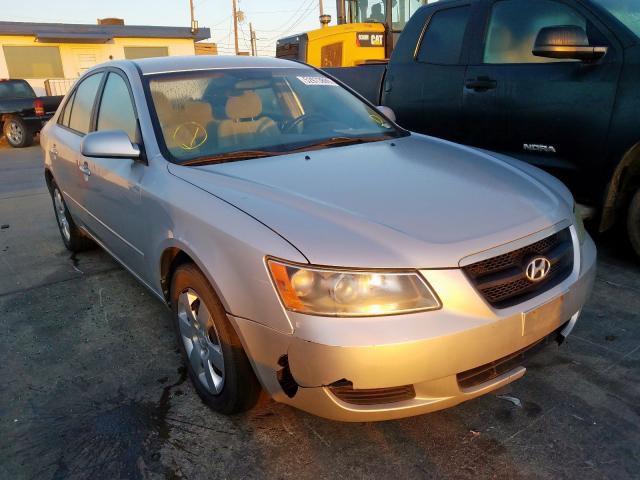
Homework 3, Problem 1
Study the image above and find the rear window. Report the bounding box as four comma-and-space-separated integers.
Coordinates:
0, 81, 35, 99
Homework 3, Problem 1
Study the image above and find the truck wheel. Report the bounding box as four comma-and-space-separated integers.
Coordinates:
628, 187, 640, 259
171, 263, 261, 414
3, 116, 33, 148
50, 180, 93, 252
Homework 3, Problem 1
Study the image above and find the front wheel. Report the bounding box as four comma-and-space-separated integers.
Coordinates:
627, 187, 640, 259
171, 263, 261, 414
3, 116, 33, 148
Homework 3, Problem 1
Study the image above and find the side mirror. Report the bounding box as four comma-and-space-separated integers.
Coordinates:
377, 105, 396, 122
81, 130, 140, 159
532, 25, 607, 62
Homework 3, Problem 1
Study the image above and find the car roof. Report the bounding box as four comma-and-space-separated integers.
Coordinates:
126, 55, 310, 75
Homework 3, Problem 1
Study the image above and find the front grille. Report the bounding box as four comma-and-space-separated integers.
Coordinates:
463, 228, 574, 308
456, 323, 566, 389
328, 381, 416, 406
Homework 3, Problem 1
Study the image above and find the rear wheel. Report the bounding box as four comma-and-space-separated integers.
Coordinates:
50, 181, 93, 252
171, 263, 261, 414
627, 187, 640, 259
3, 116, 32, 148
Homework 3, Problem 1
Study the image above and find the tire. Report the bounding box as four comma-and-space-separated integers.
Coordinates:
627, 187, 640, 259
3, 116, 33, 148
171, 263, 261, 414
50, 180, 93, 252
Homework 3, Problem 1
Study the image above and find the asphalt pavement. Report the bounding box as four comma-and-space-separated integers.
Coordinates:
1, 143, 639, 479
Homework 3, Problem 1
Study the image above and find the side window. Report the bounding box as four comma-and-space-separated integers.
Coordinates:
484, 0, 594, 64
96, 73, 138, 142
417, 6, 471, 65
68, 73, 103, 134
59, 90, 76, 128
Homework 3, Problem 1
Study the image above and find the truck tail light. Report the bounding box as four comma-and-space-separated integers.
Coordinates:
34, 98, 45, 116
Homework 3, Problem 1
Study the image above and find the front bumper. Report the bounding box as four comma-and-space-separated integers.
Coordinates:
231, 233, 597, 422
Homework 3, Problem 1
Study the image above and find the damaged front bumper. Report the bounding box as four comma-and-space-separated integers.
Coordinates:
229, 235, 596, 422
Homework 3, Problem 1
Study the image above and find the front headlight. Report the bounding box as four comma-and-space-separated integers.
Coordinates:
573, 204, 586, 245
267, 258, 441, 317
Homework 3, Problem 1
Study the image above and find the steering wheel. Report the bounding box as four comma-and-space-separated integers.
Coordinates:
281, 113, 330, 133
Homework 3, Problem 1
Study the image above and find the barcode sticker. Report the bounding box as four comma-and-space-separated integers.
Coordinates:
296, 76, 337, 86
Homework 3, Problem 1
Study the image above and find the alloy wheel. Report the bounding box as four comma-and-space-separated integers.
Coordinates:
177, 288, 225, 394
53, 188, 71, 242
7, 121, 23, 145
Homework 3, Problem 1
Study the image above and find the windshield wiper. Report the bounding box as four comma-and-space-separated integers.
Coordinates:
289, 135, 392, 152
181, 150, 283, 166
180, 136, 393, 166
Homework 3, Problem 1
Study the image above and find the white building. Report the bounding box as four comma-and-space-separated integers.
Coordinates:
0, 19, 212, 95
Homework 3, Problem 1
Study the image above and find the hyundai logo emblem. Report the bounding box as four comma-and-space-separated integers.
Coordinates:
525, 256, 551, 282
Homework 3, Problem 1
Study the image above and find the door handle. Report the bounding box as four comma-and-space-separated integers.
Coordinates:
50, 144, 58, 159
79, 162, 91, 177
465, 77, 497, 91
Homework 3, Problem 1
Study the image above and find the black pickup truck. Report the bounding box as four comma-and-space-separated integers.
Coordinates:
327, 0, 640, 257
0, 79, 62, 148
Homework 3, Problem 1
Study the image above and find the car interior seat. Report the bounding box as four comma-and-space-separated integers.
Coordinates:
218, 91, 279, 150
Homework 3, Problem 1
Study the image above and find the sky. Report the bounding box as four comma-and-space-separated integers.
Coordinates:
1, 0, 338, 55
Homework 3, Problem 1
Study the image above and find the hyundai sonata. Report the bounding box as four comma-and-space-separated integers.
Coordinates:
41, 56, 596, 421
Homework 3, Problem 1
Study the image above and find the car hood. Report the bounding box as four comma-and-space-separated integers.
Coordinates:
167, 134, 573, 268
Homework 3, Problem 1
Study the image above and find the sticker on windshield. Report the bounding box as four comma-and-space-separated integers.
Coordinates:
296, 76, 337, 86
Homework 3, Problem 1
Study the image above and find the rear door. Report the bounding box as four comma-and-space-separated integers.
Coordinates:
468, 0, 622, 197
383, 1, 474, 140
49, 72, 104, 227
82, 70, 149, 277
460, 0, 510, 151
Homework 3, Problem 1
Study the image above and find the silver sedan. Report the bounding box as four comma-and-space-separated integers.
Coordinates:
41, 56, 596, 421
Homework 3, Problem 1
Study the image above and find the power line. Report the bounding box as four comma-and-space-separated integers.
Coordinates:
263, 0, 317, 42
263, 0, 316, 41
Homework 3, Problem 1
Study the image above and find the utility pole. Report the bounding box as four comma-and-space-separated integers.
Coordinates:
189, 0, 198, 33
319, 0, 324, 16
249, 22, 257, 56
232, 0, 239, 55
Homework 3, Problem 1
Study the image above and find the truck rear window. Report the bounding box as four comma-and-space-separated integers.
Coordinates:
0, 81, 35, 99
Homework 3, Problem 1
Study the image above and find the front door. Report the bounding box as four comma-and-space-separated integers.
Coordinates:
82, 71, 150, 278
473, 0, 622, 199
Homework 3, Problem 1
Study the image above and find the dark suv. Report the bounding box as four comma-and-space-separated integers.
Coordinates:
329, 0, 640, 258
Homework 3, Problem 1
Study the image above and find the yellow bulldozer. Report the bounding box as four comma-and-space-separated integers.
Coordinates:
276, 1, 434, 67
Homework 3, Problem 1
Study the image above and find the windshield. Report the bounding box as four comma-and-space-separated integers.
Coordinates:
146, 67, 403, 164
0, 81, 35, 99
594, 0, 640, 38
